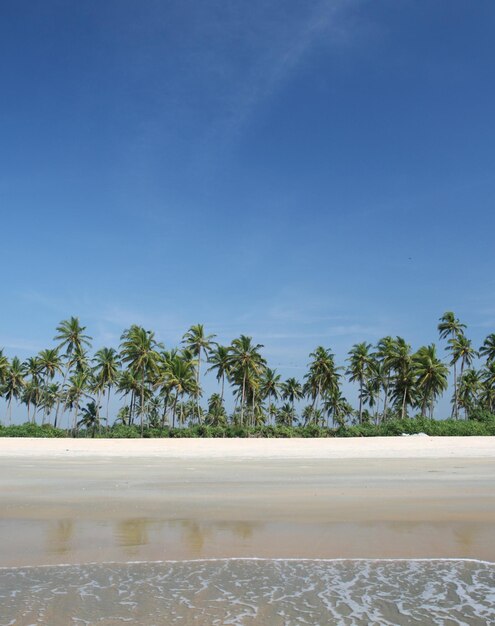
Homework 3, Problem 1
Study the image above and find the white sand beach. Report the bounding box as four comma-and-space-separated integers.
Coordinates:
1, 436, 494, 566
1, 435, 495, 458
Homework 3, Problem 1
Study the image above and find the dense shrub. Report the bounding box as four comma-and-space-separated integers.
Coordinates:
0, 423, 66, 438
468, 409, 495, 423
2, 418, 495, 437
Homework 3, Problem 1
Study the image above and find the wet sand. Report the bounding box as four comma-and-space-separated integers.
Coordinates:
1, 437, 494, 566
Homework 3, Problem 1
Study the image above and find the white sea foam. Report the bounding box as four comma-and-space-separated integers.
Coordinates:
1, 559, 494, 625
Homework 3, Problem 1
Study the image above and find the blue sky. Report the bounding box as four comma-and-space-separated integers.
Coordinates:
1, 1, 494, 413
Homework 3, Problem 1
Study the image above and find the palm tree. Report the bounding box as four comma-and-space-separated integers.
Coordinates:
77, 401, 99, 438
448, 334, 477, 419
438, 311, 466, 420
480, 362, 495, 412
3, 357, 26, 424
37, 348, 62, 424
323, 390, 353, 428
414, 344, 449, 418
92, 347, 121, 426
0, 350, 9, 387
388, 337, 415, 419
458, 369, 482, 418
276, 402, 294, 427
259, 368, 281, 405
54, 317, 92, 425
24, 356, 42, 423
281, 377, 303, 426
346, 342, 374, 423
120, 325, 161, 434
65, 371, 91, 433
228, 335, 265, 427
182, 324, 216, 421
479, 334, 495, 364
166, 354, 198, 428
374, 337, 395, 419
206, 345, 231, 402
304, 347, 340, 416
40, 383, 61, 427
55, 316, 92, 358
206, 393, 227, 426
438, 311, 466, 341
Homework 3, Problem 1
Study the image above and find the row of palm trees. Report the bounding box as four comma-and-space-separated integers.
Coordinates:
0, 313, 494, 432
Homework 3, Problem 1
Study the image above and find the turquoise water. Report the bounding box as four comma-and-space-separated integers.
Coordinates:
1, 559, 494, 625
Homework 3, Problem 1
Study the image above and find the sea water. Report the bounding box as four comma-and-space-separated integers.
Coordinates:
1, 559, 494, 625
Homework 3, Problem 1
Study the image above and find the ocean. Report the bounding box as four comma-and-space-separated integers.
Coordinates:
1, 558, 494, 625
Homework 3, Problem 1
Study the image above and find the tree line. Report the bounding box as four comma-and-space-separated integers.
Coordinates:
0, 312, 494, 434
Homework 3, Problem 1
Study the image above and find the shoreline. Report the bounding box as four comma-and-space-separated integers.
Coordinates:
1, 435, 495, 458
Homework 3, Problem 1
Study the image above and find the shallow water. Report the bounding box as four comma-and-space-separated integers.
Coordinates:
1, 559, 494, 625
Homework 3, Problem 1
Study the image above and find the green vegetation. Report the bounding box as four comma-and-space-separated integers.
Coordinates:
0, 312, 494, 437
1, 416, 494, 438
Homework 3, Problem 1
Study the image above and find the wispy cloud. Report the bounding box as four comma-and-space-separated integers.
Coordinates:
191, 0, 355, 163
0, 337, 43, 354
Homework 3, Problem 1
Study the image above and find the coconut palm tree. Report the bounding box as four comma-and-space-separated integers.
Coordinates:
117, 369, 141, 426
448, 334, 478, 419
259, 368, 281, 405
438, 312, 467, 420
346, 342, 374, 423
166, 354, 198, 428
54, 317, 92, 425
458, 369, 482, 418
40, 383, 61, 427
92, 347, 121, 426
479, 334, 495, 364
77, 401, 100, 437
281, 377, 303, 426
323, 390, 353, 428
388, 337, 415, 419
24, 356, 42, 423
182, 324, 216, 420
304, 347, 340, 414
480, 362, 495, 412
3, 357, 26, 424
206, 345, 231, 402
228, 335, 266, 427
206, 393, 227, 426
0, 350, 9, 387
65, 371, 91, 433
120, 325, 161, 434
374, 337, 396, 419
414, 344, 449, 418
438, 311, 466, 341
37, 348, 62, 425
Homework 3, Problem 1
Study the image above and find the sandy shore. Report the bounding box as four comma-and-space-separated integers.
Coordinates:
1, 435, 495, 458
1, 437, 494, 566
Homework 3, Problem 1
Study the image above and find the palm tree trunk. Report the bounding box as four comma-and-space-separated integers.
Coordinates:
220, 375, 225, 403
359, 378, 363, 424
106, 386, 111, 429
96, 389, 102, 434
172, 395, 178, 429
241, 371, 247, 427
453, 362, 458, 420
140, 366, 145, 436
382, 376, 390, 421
196, 349, 202, 423
402, 386, 407, 419
54, 367, 69, 428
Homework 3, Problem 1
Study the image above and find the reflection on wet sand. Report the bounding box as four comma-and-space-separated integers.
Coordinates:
24, 517, 494, 565
45, 519, 74, 556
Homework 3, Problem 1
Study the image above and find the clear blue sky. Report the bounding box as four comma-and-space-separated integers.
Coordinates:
1, 1, 494, 411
